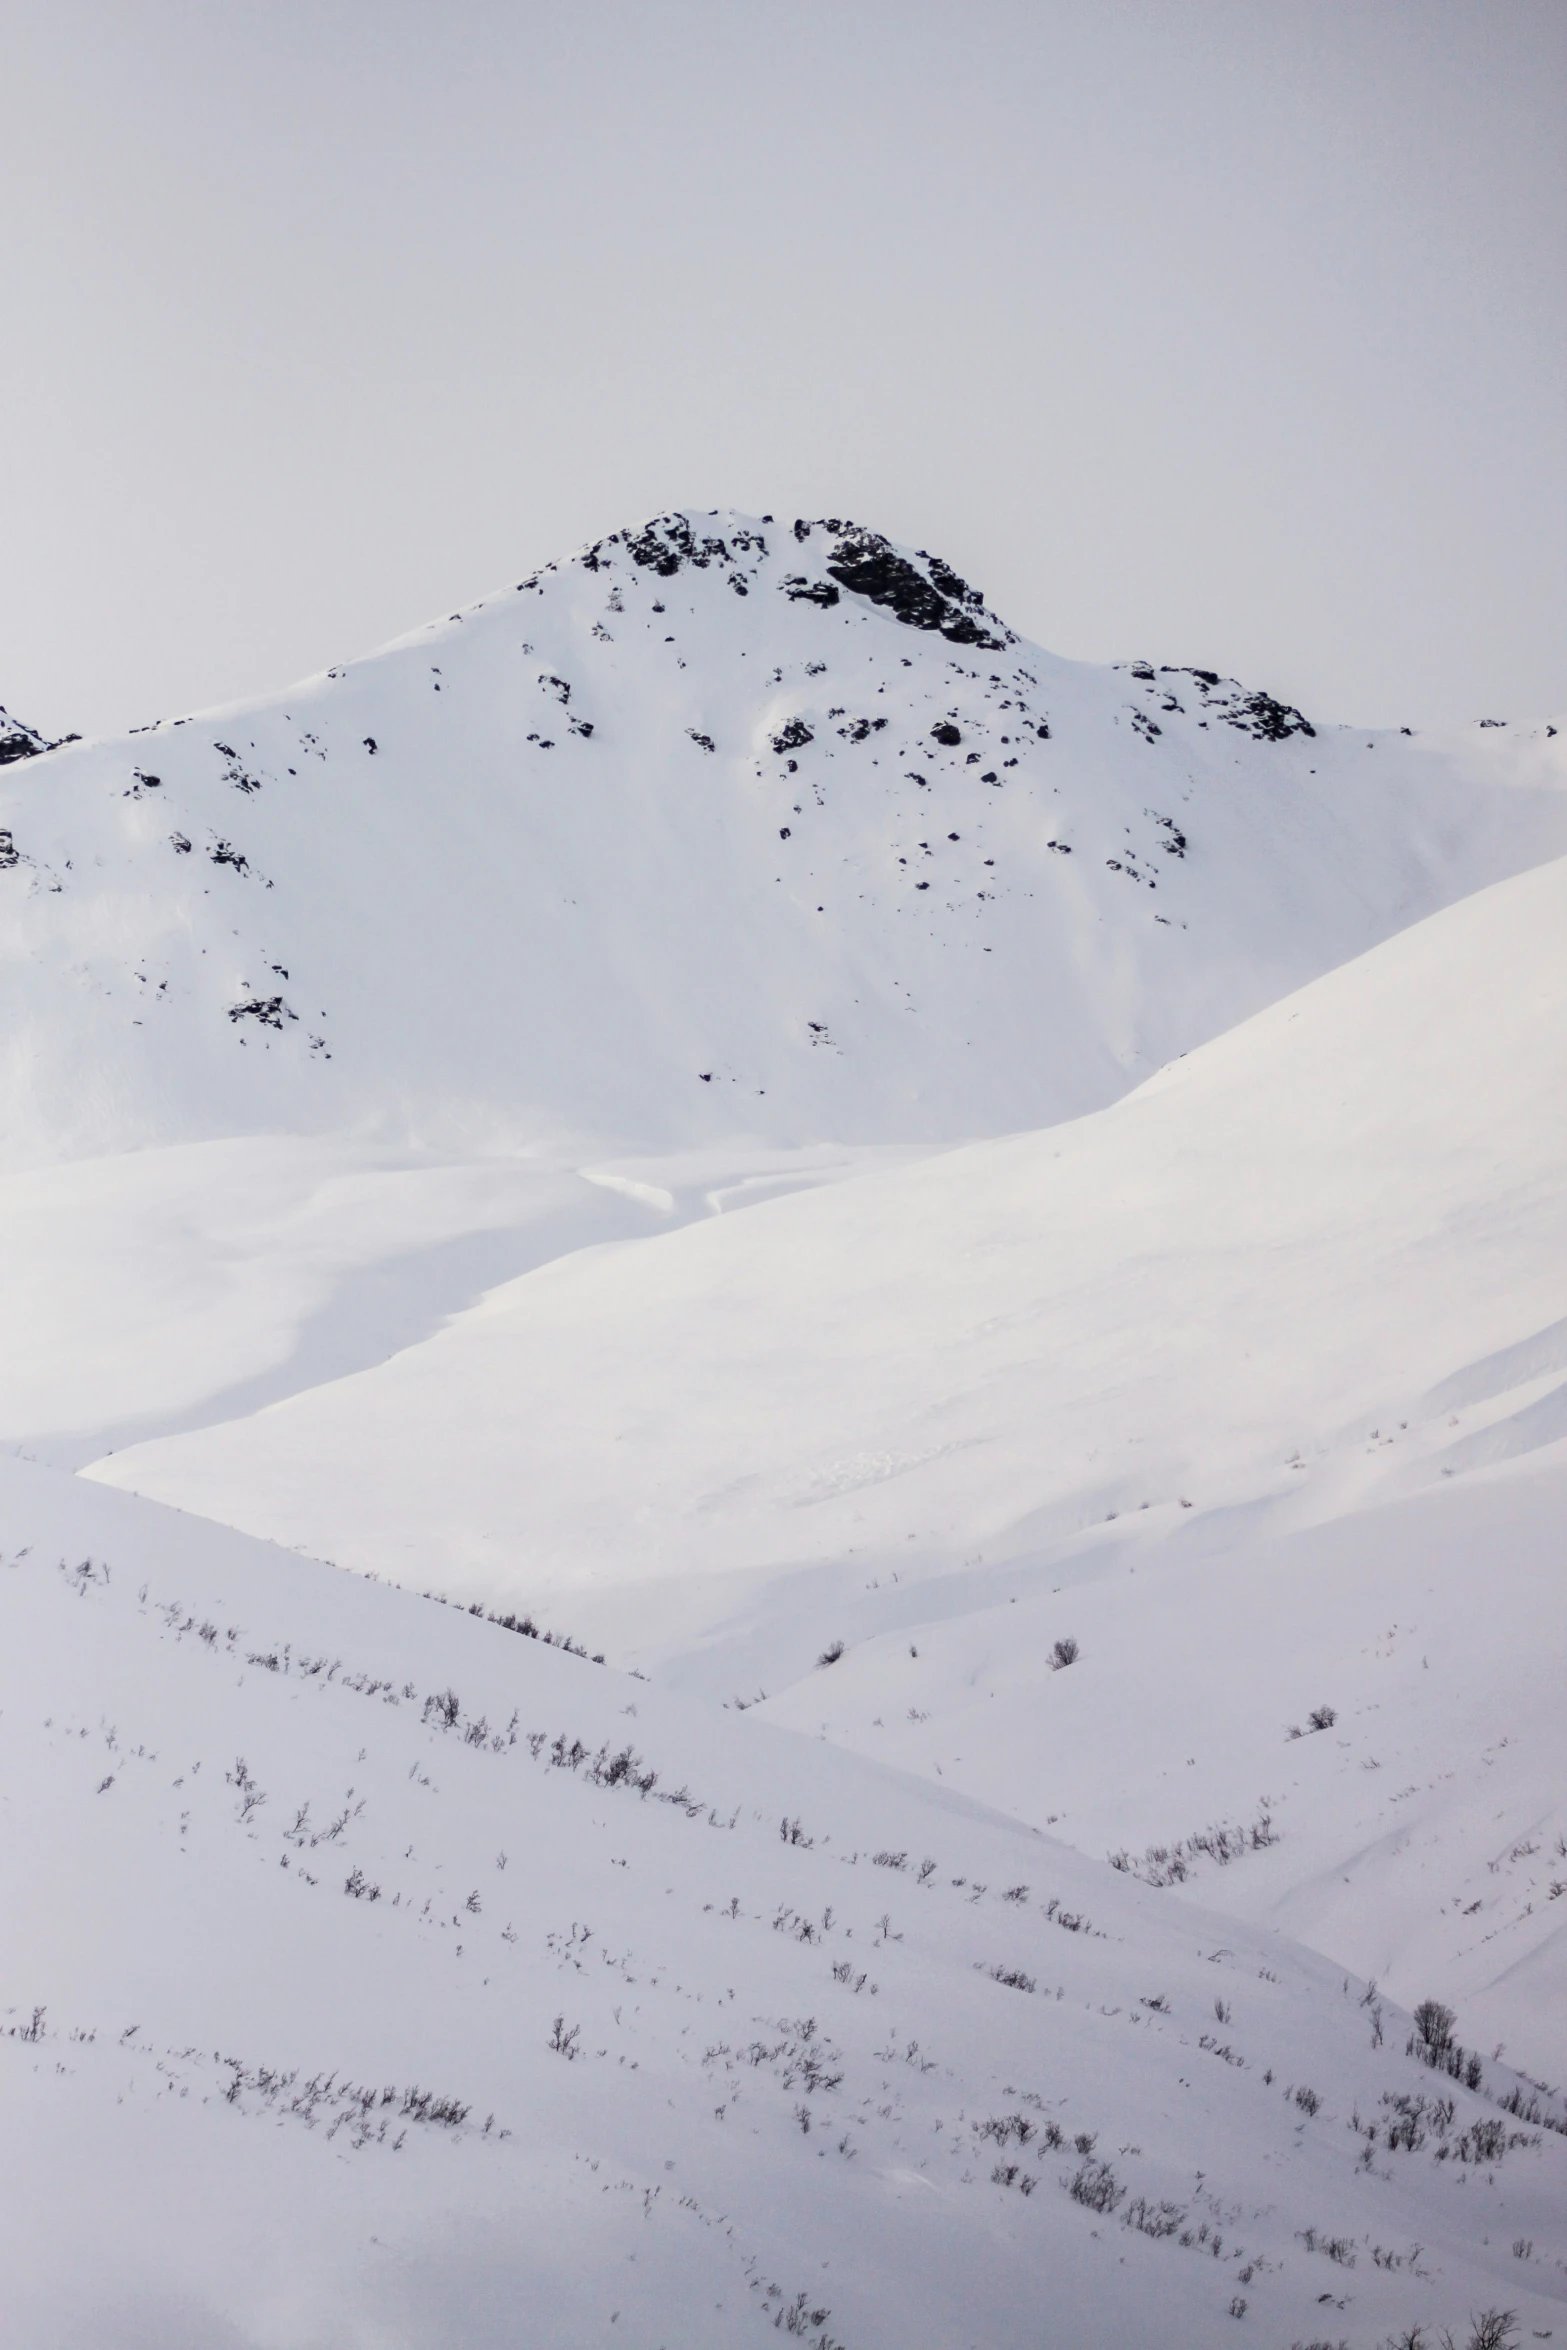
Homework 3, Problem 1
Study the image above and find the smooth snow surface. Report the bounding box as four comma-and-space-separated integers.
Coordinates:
6, 513, 1566, 2346
0, 1133, 930, 1466
95, 855, 1567, 1596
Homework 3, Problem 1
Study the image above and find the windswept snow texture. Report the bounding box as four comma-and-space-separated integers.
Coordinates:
1, 511, 1563, 1166
7, 512, 1567, 2346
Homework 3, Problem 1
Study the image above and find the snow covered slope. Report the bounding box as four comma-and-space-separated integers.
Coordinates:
0, 1132, 935, 1467
2, 511, 1562, 1168
5, 1455, 1564, 2349
89, 858, 1567, 2081
96, 855, 1566, 1608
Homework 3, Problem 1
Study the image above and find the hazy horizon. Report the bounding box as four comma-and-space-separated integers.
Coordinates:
4, 0, 1564, 741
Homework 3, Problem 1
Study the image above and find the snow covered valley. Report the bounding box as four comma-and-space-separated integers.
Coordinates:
4, 516, 1565, 2347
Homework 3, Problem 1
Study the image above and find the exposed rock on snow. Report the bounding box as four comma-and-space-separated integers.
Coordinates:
1, 510, 1562, 1167
0, 702, 50, 765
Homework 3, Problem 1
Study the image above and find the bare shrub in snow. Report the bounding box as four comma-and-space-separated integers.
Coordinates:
1067, 2154, 1124, 2213
1298, 2225, 1355, 2266
1455, 2314, 1520, 2350
1412, 1999, 1456, 2056
1408, 2000, 1485, 2092
974, 2112, 1035, 2148
1124, 2194, 1185, 2238
1109, 1810, 1276, 1886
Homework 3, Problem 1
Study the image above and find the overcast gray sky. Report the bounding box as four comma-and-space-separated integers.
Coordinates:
4, 0, 1563, 740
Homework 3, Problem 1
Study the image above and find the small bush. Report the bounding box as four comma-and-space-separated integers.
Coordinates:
1297, 2226, 1355, 2267
1109, 1809, 1275, 1887
974, 2113, 1034, 2147
1124, 2195, 1185, 2239
816, 1640, 845, 1668
1408, 1999, 1485, 2092
1412, 1999, 1455, 2055
1051, 1637, 1079, 1670
1067, 2156, 1123, 2213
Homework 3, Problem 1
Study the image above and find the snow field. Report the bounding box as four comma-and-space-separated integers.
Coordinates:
4, 1457, 1564, 2348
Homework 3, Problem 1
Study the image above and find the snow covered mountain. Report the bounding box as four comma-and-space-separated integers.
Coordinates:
6, 516, 1566, 2347
1, 510, 1562, 1168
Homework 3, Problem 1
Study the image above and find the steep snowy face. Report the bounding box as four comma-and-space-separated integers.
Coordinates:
2, 510, 1563, 1166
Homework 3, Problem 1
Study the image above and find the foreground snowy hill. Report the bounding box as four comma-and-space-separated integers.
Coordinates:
5, 1454, 1563, 2348
90, 859, 1567, 2084
2, 510, 1563, 1168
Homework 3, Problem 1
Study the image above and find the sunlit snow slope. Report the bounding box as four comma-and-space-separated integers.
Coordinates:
2, 511, 1562, 1168
98, 857, 1566, 1606
91, 858, 1567, 2077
